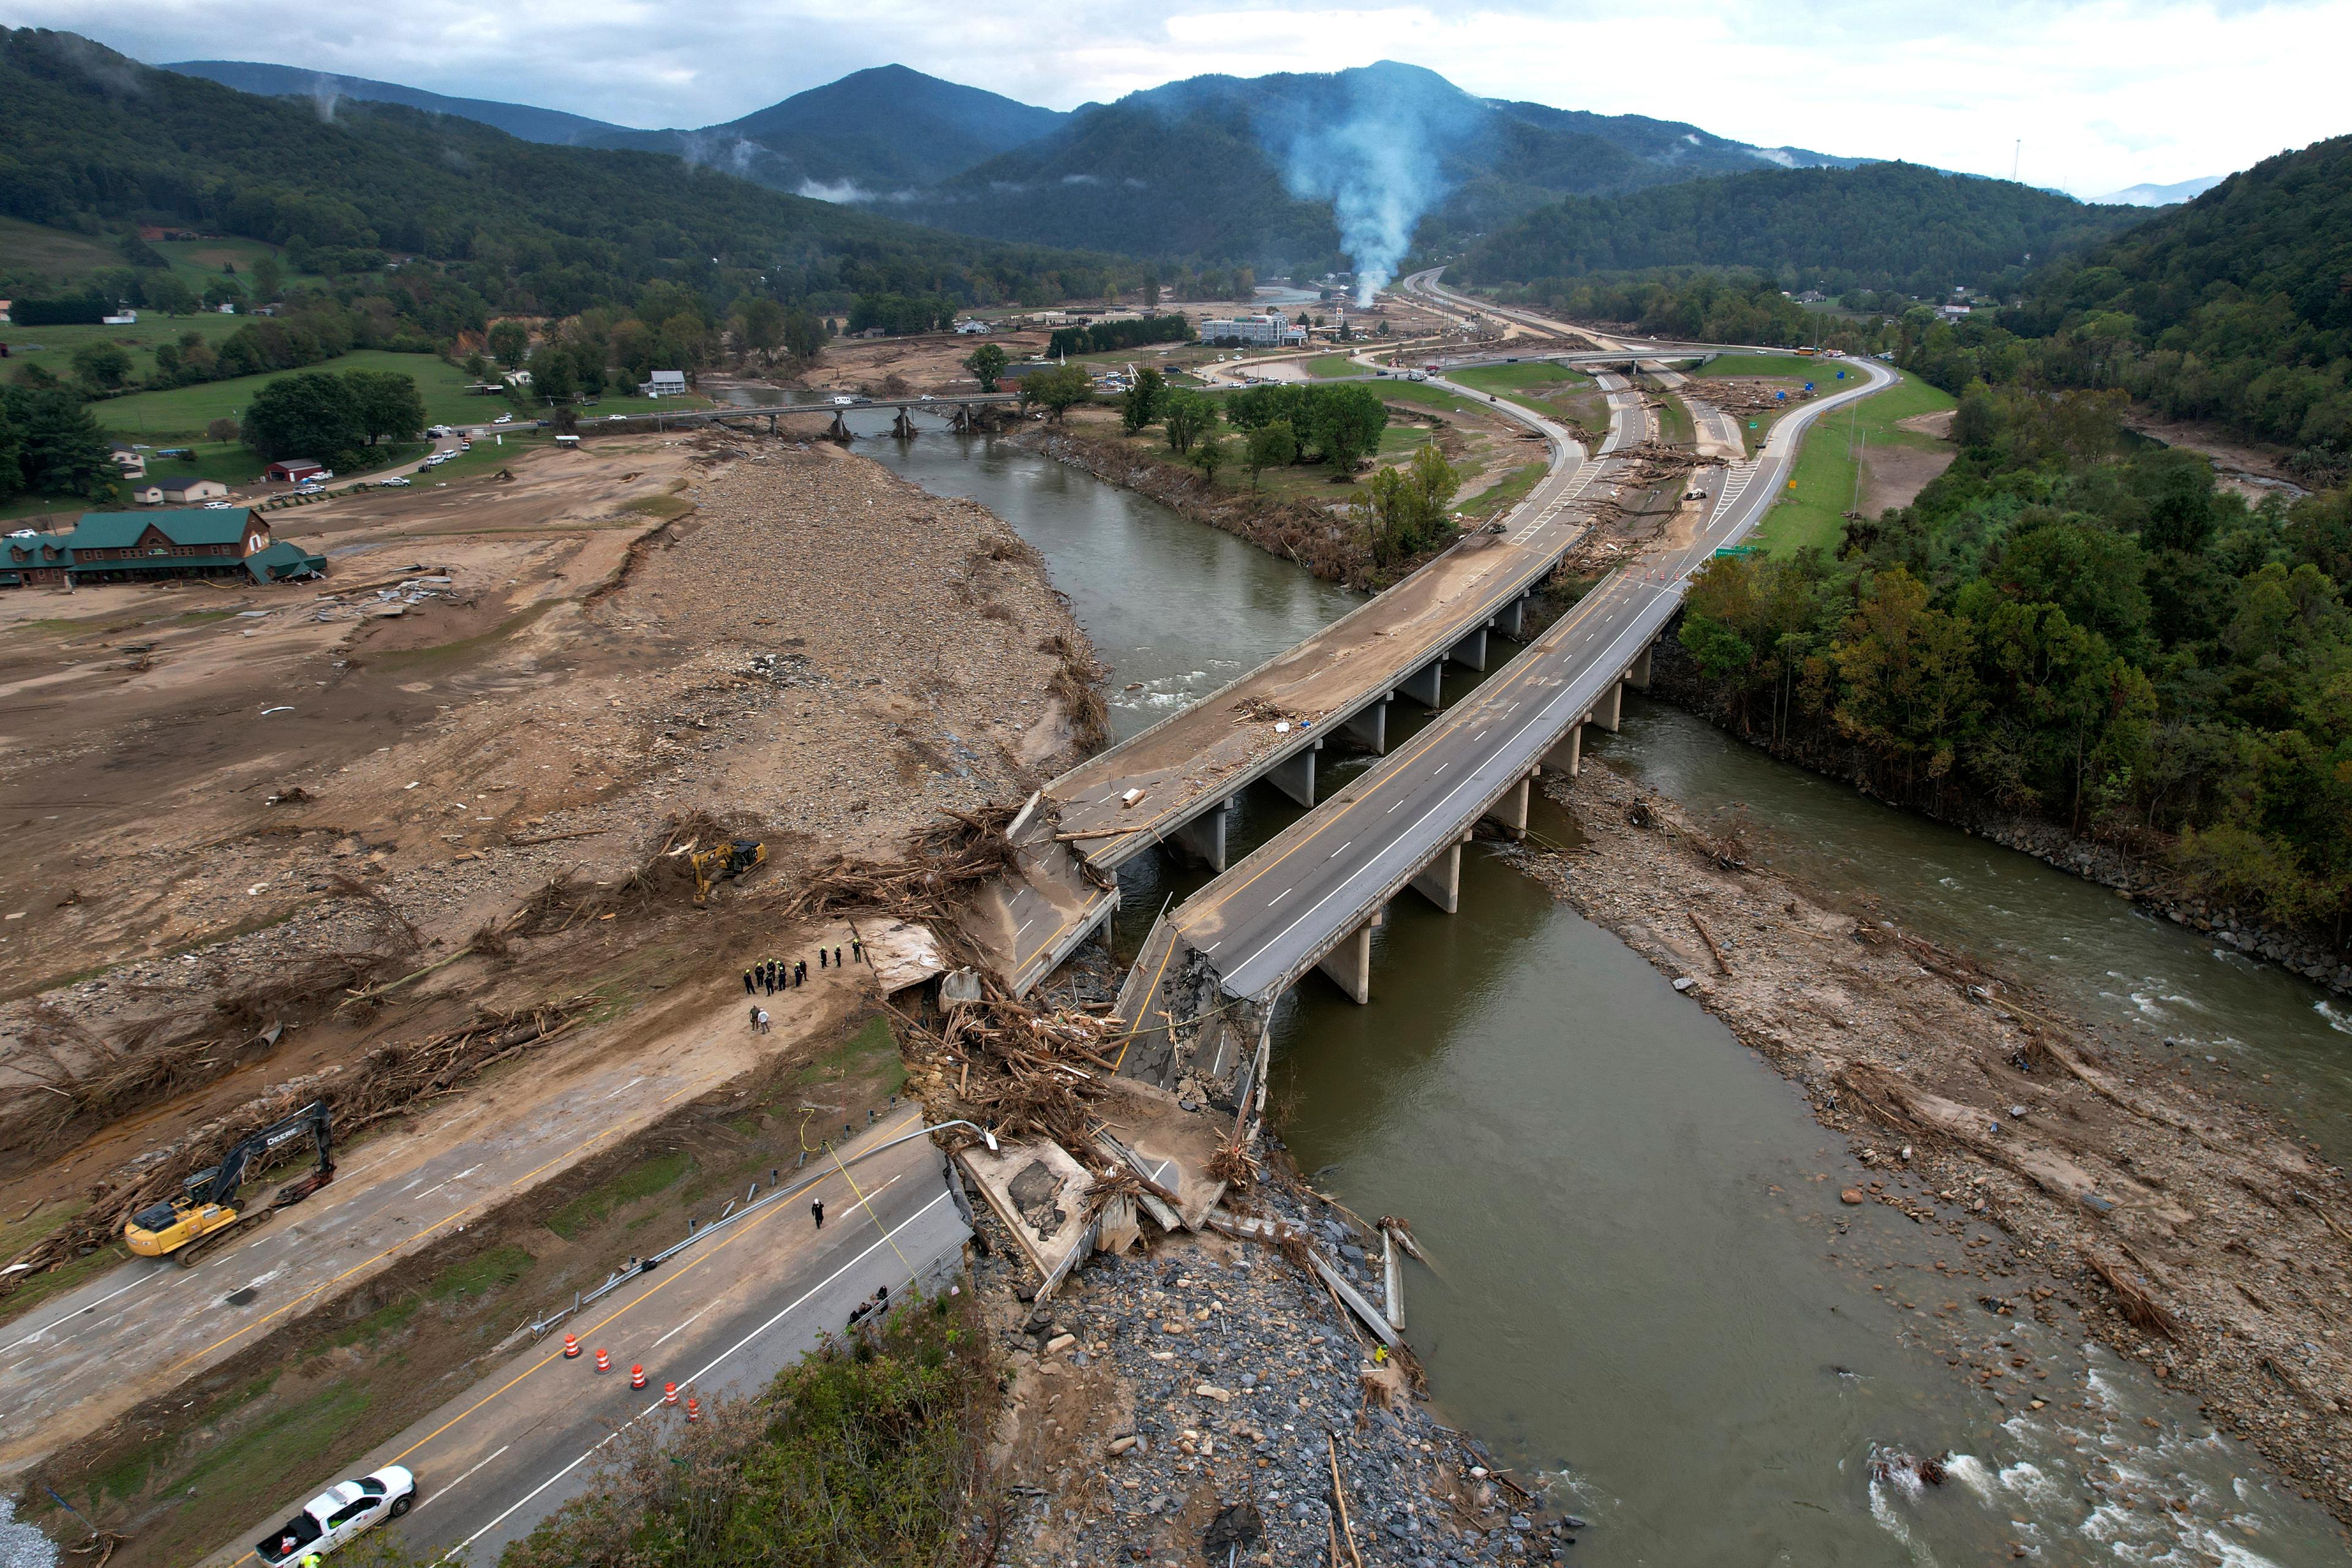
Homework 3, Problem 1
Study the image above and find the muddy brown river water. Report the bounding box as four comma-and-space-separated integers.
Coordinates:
860, 420, 2352, 1563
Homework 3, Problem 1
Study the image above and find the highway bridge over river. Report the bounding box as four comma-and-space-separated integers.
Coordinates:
964, 271, 1891, 1123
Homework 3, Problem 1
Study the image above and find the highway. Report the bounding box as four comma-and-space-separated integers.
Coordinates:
200, 1110, 970, 1566
1125, 346, 1894, 1014
976, 338, 1664, 995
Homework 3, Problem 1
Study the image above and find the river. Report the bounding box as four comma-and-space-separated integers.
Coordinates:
853, 416, 2350, 1563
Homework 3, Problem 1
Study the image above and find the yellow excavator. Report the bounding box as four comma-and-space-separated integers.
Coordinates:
689, 839, 767, 905
124, 1099, 335, 1265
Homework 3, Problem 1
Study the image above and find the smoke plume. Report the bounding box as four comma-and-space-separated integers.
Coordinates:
1268, 67, 1472, 306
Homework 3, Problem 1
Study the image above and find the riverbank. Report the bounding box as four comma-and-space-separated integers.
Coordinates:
1643, 636, 2352, 1000
1522, 757, 2352, 1526
966, 1156, 1576, 1567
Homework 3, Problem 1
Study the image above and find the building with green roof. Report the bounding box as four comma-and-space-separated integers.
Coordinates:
0, 509, 320, 587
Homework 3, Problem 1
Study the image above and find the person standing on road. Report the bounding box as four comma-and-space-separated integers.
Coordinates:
743, 967, 755, 995
749, 1003, 760, 1031
811, 1197, 824, 1229
756, 1008, 770, 1035
834, 946, 843, 969
818, 947, 827, 970
795, 960, 807, 986
851, 938, 862, 963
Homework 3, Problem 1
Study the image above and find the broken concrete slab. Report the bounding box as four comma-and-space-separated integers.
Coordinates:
957, 1136, 1095, 1298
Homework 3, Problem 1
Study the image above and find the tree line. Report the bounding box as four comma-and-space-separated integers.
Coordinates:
1674, 385, 2351, 946
1046, 314, 1194, 358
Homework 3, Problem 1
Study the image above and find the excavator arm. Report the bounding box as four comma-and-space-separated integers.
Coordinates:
126, 1101, 334, 1262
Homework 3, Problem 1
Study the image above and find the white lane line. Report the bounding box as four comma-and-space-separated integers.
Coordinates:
650, 1303, 717, 1351
1, 1270, 162, 1357
598, 1078, 646, 1103
414, 1444, 509, 1512
1327, 842, 1351, 859
454, 1192, 956, 1556
1268, 888, 1292, 907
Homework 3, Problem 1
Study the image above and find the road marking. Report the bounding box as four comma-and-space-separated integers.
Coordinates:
598, 1079, 645, 1102
1327, 842, 1350, 859
452, 1192, 957, 1558
1268, 888, 1292, 907
413, 1444, 508, 1512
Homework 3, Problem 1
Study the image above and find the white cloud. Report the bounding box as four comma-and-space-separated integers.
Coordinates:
9, 0, 2343, 194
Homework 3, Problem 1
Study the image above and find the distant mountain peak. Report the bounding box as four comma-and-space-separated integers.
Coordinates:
2095, 175, 2225, 207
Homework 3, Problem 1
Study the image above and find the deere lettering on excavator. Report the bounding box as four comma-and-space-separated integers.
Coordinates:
124, 1099, 335, 1265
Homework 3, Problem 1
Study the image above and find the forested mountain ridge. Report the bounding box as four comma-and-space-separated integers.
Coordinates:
1905, 134, 2352, 477
0, 29, 1106, 329
898, 60, 1861, 266
1458, 161, 2147, 298
164, 59, 631, 145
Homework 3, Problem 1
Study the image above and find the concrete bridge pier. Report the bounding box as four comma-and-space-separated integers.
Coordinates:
1483, 769, 1536, 839
1400, 661, 1444, 709
1408, 831, 1472, 913
765, 413, 779, 436
826, 412, 851, 444
1629, 643, 1653, 689
1540, 722, 1583, 779
1267, 739, 1321, 808
1449, 626, 1489, 673
1342, 698, 1388, 755
1495, 595, 1528, 639
892, 407, 918, 439
1316, 905, 1383, 1005
1169, 797, 1234, 872
1594, 679, 1624, 733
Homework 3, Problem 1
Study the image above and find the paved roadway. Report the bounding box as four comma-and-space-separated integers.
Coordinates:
979, 347, 1657, 994
1145, 351, 1895, 1005
202, 1110, 970, 1566
0, 951, 881, 1476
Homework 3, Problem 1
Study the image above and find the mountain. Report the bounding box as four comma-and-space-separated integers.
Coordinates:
2095, 175, 2226, 208
1459, 160, 2149, 297
163, 58, 628, 145
898, 60, 1862, 271
1, 29, 1102, 320
1971, 135, 2352, 454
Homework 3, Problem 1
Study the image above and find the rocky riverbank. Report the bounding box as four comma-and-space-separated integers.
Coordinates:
1523, 757, 2352, 1528
1643, 633, 2352, 1000
967, 1155, 1579, 1567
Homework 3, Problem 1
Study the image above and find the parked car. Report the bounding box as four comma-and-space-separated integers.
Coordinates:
202, 501, 236, 510
492, 413, 513, 426
831, 395, 856, 407
380, 477, 411, 487
255, 1466, 417, 1562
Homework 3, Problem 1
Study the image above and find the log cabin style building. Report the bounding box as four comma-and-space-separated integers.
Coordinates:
1, 510, 325, 588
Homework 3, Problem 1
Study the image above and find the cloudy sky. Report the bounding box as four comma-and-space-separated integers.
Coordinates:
10, 0, 2347, 197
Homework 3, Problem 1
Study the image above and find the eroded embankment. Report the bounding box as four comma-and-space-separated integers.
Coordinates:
1525, 759, 2352, 1523
1644, 633, 2352, 1000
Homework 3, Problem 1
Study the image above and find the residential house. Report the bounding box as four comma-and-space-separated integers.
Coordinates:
639, 370, 687, 398
0, 510, 322, 587
132, 476, 230, 506
954, 319, 993, 334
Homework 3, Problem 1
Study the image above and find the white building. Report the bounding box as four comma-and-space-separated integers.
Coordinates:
954, 318, 993, 334
102, 309, 138, 326
1199, 312, 1300, 347
134, 476, 229, 506
640, 370, 688, 398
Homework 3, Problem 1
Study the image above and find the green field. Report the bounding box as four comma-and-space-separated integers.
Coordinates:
1303, 353, 1361, 379
0, 216, 129, 287
1695, 351, 1854, 380
1746, 369, 1956, 557
0, 311, 251, 384
1449, 363, 1596, 420
148, 235, 329, 297
96, 351, 492, 437
0, 219, 330, 303
124, 439, 265, 488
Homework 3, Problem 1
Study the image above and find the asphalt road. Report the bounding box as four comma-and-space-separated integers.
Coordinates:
202, 1110, 971, 1566
1163, 352, 1894, 1002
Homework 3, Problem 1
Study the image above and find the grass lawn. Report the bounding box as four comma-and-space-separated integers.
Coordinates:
127, 439, 266, 488
1651, 390, 1695, 448
0, 311, 248, 384
1694, 351, 1853, 380
575, 390, 716, 417
148, 236, 328, 298
95, 350, 492, 437
1449, 363, 1596, 420
1376, 382, 1480, 417
1303, 353, 1361, 379
0, 216, 133, 287
1459, 461, 1546, 521
1746, 368, 1956, 557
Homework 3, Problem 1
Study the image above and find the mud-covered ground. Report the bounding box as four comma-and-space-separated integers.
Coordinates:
1523, 759, 2352, 1524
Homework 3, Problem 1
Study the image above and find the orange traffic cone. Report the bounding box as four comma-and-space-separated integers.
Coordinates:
562, 1333, 580, 1359
594, 1348, 611, 1374
630, 1364, 647, 1390
685, 1396, 701, 1422
663, 1382, 679, 1406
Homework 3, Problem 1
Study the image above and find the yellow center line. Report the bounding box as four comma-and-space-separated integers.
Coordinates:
1174, 580, 1620, 929
386, 1112, 924, 1466
165, 1080, 704, 1379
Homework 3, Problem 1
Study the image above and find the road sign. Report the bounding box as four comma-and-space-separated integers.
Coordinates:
1804, 382, 1815, 391
1776, 391, 1787, 401
1836, 370, 1847, 380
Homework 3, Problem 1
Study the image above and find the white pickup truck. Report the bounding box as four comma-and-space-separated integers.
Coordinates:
255, 1467, 417, 1562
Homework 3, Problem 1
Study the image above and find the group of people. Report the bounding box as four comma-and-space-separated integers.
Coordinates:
744, 940, 863, 998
